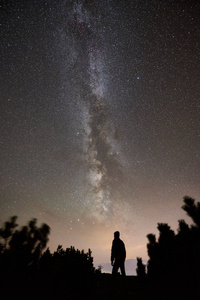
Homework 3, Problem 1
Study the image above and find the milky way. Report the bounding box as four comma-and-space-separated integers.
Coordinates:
56, 0, 131, 222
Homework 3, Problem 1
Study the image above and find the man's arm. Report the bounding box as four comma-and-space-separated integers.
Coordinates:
111, 241, 114, 265
122, 241, 126, 260
124, 243, 126, 260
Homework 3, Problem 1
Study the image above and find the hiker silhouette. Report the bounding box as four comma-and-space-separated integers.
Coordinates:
111, 231, 126, 276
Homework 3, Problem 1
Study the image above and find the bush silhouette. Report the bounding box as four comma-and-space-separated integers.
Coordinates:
136, 257, 146, 280
39, 245, 99, 296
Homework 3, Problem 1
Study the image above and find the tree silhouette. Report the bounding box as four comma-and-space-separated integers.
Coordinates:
0, 215, 18, 251
0, 215, 103, 299
182, 196, 200, 228
0, 216, 50, 299
146, 196, 200, 299
0, 216, 50, 273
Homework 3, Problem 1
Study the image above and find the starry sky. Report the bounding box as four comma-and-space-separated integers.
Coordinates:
1, 0, 200, 274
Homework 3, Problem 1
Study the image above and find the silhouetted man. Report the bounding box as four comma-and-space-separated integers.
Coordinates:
111, 231, 126, 276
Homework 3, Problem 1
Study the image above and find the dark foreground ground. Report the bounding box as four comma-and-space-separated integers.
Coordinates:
2, 273, 199, 300
64, 274, 177, 300
90, 274, 149, 300
85, 274, 199, 300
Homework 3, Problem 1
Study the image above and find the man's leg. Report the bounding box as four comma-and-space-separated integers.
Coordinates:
120, 261, 126, 276
112, 261, 119, 275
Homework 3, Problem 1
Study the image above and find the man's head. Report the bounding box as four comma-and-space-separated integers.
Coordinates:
114, 231, 120, 239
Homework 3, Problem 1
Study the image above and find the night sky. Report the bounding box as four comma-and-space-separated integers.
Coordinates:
1, 0, 200, 274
